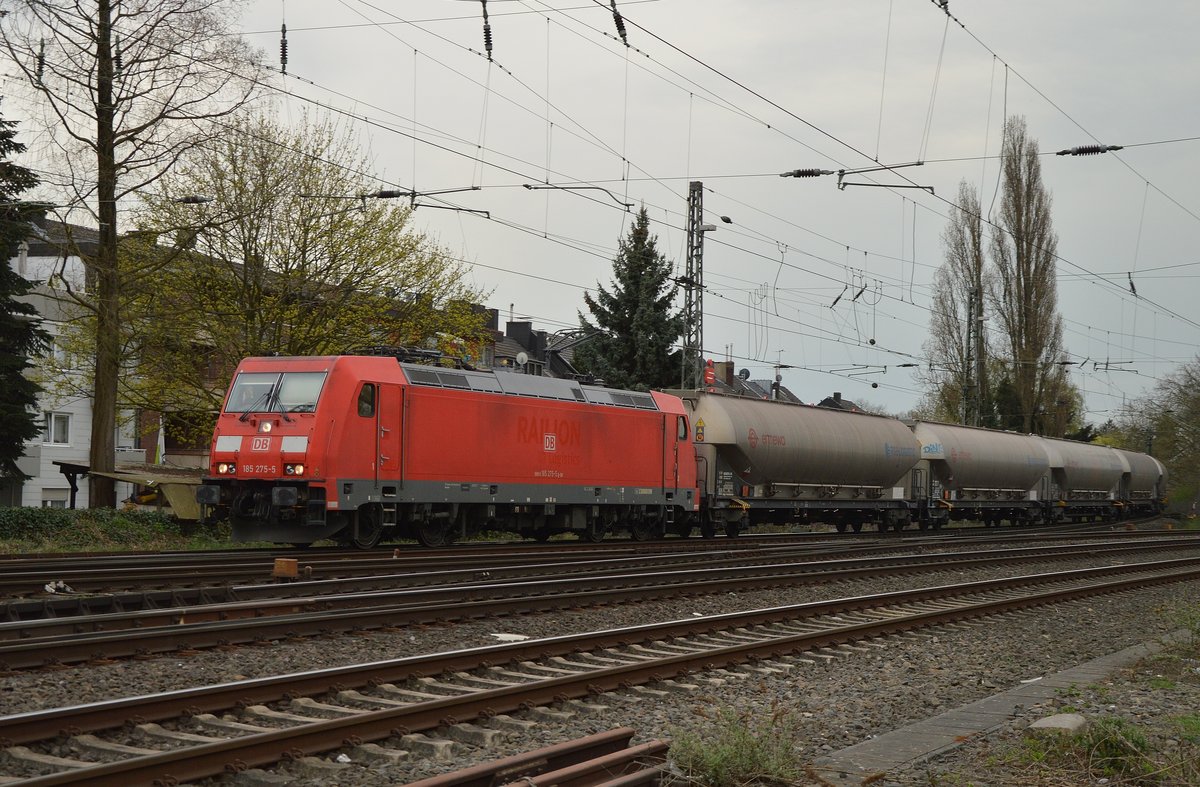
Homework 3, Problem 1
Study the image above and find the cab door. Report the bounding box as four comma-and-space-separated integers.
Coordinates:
376, 383, 402, 486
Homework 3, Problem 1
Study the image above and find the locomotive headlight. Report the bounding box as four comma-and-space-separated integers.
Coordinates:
217, 462, 236, 474
284, 463, 305, 476
259, 421, 273, 433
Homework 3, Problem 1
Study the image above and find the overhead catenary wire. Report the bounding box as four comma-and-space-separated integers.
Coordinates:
15, 3, 1195, 412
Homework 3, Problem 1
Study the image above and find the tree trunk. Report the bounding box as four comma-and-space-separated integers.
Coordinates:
88, 0, 117, 508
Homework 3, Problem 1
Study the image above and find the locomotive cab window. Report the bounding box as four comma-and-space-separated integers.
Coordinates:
357, 384, 376, 417
225, 371, 328, 413
677, 415, 688, 441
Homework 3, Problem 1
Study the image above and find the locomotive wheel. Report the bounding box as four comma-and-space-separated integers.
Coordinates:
415, 521, 452, 548
630, 521, 654, 541
350, 506, 384, 549
582, 520, 608, 543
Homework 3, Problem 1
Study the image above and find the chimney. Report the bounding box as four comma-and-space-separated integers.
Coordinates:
506, 321, 534, 350
834, 392, 842, 402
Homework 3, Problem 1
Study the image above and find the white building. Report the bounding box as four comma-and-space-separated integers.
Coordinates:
2, 220, 137, 509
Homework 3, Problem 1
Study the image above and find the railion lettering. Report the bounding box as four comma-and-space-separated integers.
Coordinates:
517, 416, 582, 447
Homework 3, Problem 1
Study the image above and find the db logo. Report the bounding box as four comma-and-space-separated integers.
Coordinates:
543, 434, 557, 452
251, 437, 271, 451
747, 428, 758, 449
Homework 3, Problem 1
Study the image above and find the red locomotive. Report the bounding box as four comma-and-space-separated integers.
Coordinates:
196, 353, 700, 547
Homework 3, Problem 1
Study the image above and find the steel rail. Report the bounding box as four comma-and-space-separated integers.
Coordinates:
5, 536, 1192, 633
6, 532, 1196, 627
0, 517, 1178, 597
3, 548, 1199, 671
3, 558, 1198, 743
3, 562, 1197, 785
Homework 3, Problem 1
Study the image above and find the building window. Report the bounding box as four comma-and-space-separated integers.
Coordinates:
42, 489, 69, 508
43, 412, 70, 445
49, 337, 75, 369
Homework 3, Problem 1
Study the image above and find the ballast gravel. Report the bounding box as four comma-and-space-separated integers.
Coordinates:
1, 550, 1197, 786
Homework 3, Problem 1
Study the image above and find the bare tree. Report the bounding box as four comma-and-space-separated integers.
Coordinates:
919, 180, 992, 425
1112, 357, 1200, 509
1, 0, 262, 506
987, 116, 1069, 435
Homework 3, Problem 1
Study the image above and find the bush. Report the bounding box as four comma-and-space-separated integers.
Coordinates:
0, 506, 74, 541
0, 506, 183, 551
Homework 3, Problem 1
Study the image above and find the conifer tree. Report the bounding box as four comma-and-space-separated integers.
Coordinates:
575, 208, 683, 391
0, 109, 49, 480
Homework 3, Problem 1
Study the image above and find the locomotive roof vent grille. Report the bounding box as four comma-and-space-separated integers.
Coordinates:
403, 365, 503, 392
406, 368, 441, 385
629, 393, 656, 409
581, 388, 659, 410
403, 363, 659, 410
468, 376, 504, 393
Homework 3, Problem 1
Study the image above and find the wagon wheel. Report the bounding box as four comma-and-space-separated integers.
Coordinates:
415, 520, 452, 548
351, 505, 385, 550
851, 521, 863, 533
700, 520, 717, 539
582, 519, 608, 543
724, 519, 741, 538
834, 521, 847, 534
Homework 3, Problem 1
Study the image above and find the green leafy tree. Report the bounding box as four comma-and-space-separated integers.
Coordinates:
105, 111, 491, 440
0, 109, 49, 480
574, 208, 683, 391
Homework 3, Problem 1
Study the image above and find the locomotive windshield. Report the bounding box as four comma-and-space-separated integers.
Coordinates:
225, 371, 328, 414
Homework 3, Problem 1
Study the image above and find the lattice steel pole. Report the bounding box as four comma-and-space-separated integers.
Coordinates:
682, 181, 705, 388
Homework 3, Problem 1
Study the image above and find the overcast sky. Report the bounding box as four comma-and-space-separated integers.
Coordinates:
232, 1, 1199, 418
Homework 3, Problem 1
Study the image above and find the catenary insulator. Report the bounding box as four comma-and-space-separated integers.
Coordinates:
780, 168, 834, 178
1055, 144, 1123, 156
280, 23, 288, 73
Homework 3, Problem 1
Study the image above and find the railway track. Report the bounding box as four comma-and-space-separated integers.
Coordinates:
3, 539, 1199, 670
2, 527, 1193, 618
1, 557, 1197, 785
0, 518, 1178, 598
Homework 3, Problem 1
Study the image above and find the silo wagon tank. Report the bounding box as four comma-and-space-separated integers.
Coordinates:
1036, 437, 1126, 522
1112, 448, 1167, 517
907, 421, 1050, 527
673, 390, 922, 534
